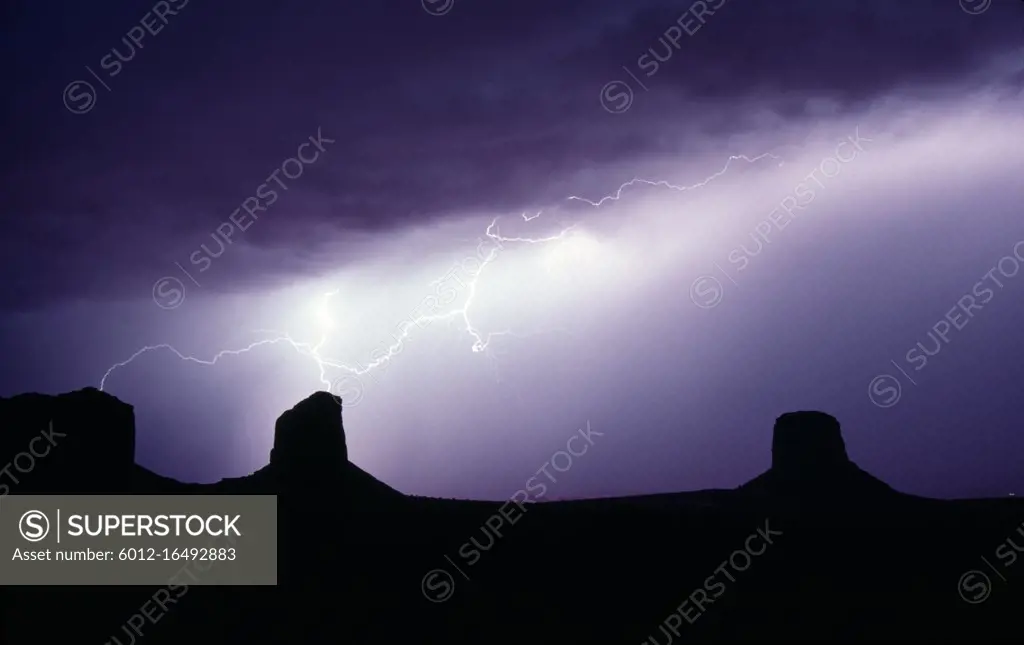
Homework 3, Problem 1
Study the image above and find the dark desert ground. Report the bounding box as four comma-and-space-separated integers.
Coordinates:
2, 388, 1023, 643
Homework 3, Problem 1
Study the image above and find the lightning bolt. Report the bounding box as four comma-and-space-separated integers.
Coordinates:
99, 151, 781, 394
99, 214, 573, 392
565, 153, 782, 207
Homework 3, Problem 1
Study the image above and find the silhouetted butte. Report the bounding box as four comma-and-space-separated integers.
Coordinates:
740, 410, 896, 499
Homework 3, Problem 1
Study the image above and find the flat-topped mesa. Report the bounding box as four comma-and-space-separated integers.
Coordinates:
771, 411, 850, 475
0, 387, 135, 493
270, 391, 348, 475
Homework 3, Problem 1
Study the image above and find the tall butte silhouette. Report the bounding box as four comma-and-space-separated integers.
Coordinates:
740, 410, 897, 500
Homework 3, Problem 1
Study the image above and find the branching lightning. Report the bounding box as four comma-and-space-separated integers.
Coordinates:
565, 153, 781, 207
99, 151, 781, 395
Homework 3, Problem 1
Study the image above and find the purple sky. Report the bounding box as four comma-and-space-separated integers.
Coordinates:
2, 0, 1023, 500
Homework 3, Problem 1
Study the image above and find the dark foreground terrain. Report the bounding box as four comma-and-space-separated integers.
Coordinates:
1, 388, 1022, 643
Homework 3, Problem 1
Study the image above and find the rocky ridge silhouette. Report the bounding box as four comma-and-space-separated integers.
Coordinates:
1, 388, 1022, 644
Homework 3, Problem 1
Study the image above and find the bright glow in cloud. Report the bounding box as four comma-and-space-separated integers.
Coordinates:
543, 229, 603, 273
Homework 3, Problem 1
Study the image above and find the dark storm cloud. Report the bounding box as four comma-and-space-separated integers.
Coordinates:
1, 0, 1020, 310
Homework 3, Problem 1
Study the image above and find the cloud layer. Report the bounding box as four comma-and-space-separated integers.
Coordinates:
2, 0, 1022, 309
